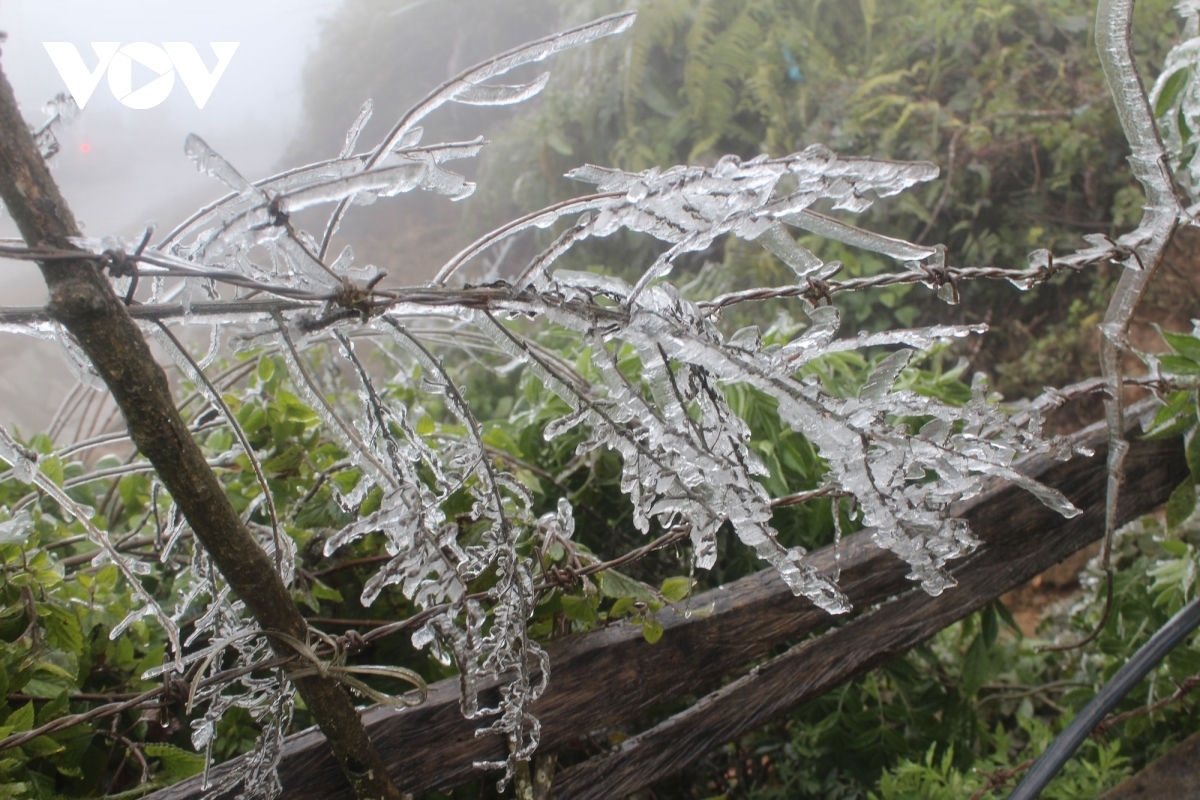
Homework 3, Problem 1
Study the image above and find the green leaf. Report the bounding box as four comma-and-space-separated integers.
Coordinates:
309, 579, 343, 603
205, 427, 232, 453
992, 599, 1021, 637
23, 663, 76, 699
1161, 539, 1189, 557
277, 390, 318, 425
981, 604, 999, 649
1157, 354, 1200, 376
596, 569, 656, 602
1155, 67, 1191, 118
21, 735, 62, 759
1162, 329, 1200, 364
40, 605, 83, 659
144, 743, 206, 781
262, 445, 305, 476
1165, 480, 1197, 530
332, 469, 362, 496
641, 618, 664, 644
560, 594, 598, 628
608, 596, 635, 619
257, 356, 275, 384
38, 457, 63, 487
659, 576, 694, 603
3, 702, 34, 732
116, 474, 148, 512
1145, 391, 1196, 439
32, 693, 68, 728
481, 426, 521, 455
353, 491, 381, 524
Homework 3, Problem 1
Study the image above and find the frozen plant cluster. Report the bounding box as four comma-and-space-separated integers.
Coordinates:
0, 9, 1124, 795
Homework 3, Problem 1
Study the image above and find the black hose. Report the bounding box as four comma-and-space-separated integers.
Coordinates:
1009, 594, 1200, 799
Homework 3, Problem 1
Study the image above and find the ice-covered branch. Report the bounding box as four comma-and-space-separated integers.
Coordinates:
317, 11, 637, 260
1095, 0, 1185, 544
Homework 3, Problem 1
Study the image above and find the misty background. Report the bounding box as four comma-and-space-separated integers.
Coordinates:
0, 0, 587, 432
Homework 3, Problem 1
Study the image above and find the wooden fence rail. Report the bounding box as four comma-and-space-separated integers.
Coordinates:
150, 404, 1187, 799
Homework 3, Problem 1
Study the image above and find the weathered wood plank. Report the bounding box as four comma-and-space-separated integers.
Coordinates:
147, 405, 1186, 799
1099, 729, 1200, 799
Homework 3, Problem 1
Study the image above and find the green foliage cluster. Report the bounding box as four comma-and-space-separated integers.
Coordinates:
1144, 327, 1200, 529
0, 440, 202, 797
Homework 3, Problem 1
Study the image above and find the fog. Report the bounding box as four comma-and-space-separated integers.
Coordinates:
2, 1, 339, 262
0, 1, 568, 431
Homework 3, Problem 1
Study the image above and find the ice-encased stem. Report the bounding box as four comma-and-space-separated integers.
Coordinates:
154, 321, 286, 578
1095, 0, 1182, 544
318, 12, 637, 261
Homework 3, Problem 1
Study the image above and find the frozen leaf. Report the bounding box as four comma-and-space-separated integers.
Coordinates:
454, 73, 551, 106
443, 144, 939, 290
0, 510, 32, 544
0, 426, 39, 484
1151, 33, 1200, 199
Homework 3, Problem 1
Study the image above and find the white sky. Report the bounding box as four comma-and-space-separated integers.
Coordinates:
0, 1, 347, 428
2, 1, 344, 243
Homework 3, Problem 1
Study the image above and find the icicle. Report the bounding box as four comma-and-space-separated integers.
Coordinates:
454, 73, 551, 106
340, 99, 374, 159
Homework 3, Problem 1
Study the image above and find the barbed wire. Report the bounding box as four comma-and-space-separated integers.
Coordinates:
0, 231, 1138, 331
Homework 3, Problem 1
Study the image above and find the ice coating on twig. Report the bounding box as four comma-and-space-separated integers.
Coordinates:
376, 12, 636, 153
436, 146, 939, 292
1095, 0, 1184, 554
508, 276, 1075, 603
339, 99, 374, 160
